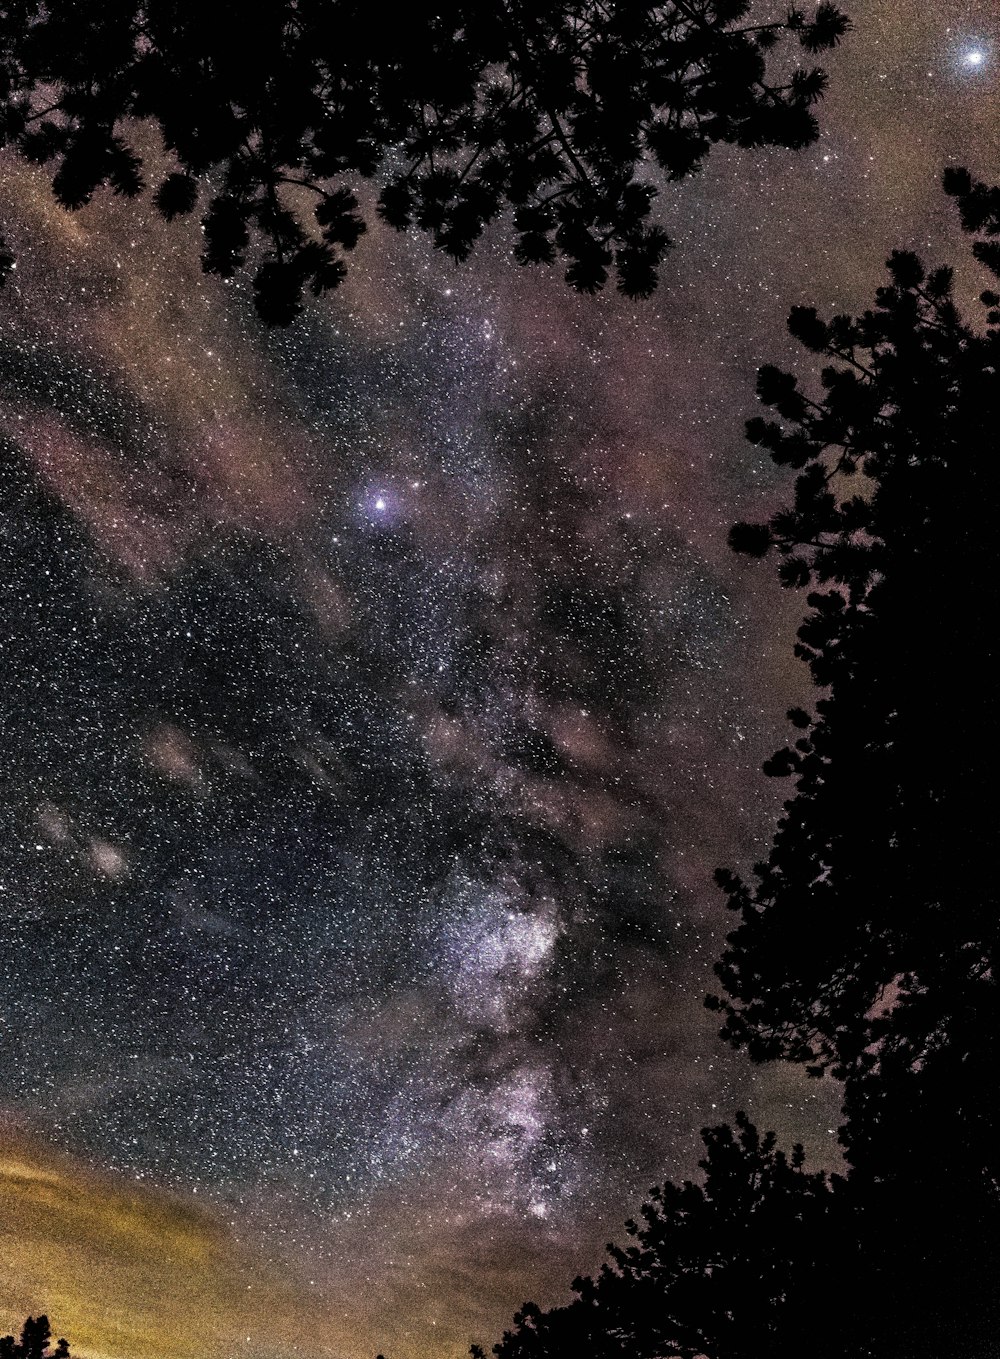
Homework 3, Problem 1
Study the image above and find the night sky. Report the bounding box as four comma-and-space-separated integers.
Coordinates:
0, 4, 997, 1356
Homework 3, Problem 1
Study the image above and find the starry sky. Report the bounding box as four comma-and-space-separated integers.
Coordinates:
0, 4, 997, 1357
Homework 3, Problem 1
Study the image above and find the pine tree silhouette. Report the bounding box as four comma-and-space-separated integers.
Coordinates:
0, 1, 847, 320
465, 181, 1000, 1359
481, 1114, 854, 1359
0, 1318, 70, 1359
944, 165, 1000, 281
711, 191, 1000, 1354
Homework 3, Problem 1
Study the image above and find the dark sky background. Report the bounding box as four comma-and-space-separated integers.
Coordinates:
0, 4, 997, 1356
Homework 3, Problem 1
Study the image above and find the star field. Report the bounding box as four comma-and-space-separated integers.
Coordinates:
1, 3, 998, 1356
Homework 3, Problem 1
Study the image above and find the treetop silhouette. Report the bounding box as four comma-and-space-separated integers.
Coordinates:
464, 179, 1000, 1359
713, 211, 998, 1107
708, 183, 1000, 1273
0, 1318, 70, 1359
0, 0, 846, 321
477, 1112, 852, 1359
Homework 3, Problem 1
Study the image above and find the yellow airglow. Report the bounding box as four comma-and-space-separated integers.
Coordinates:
0, 1137, 334, 1359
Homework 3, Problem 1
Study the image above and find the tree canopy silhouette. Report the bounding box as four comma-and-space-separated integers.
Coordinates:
0, 0, 847, 321
713, 195, 998, 1134
0, 1318, 70, 1359
944, 164, 1000, 282
476, 1113, 854, 1359
460, 181, 1000, 1359
707, 184, 1000, 1351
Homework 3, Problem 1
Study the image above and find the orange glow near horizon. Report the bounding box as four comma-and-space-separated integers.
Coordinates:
0, 1136, 337, 1359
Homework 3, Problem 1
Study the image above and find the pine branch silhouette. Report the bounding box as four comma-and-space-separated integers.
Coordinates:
0, 1, 847, 320
464, 177, 1000, 1359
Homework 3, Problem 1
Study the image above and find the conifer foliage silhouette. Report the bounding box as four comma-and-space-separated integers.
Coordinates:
483, 1114, 852, 1359
709, 184, 1000, 1355
714, 202, 998, 1184
0, 1319, 70, 1359
944, 165, 1000, 282
457, 184, 1000, 1359
0, 0, 846, 321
